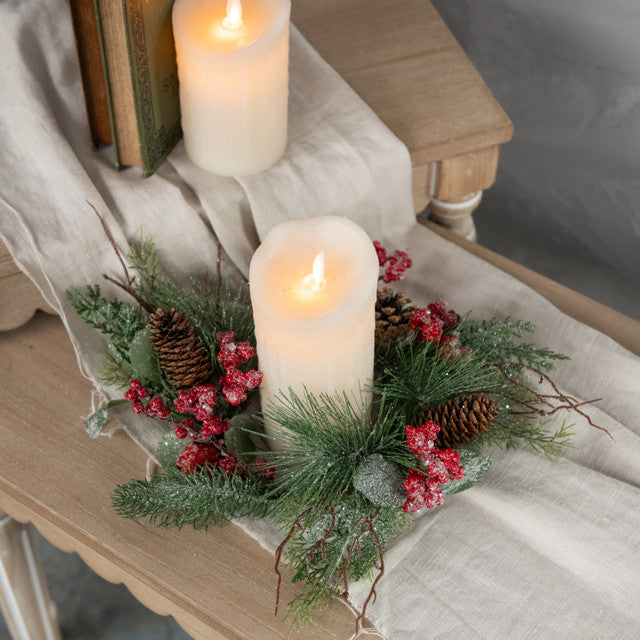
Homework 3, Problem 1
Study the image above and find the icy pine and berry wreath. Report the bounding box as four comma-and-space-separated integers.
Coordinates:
68, 212, 609, 631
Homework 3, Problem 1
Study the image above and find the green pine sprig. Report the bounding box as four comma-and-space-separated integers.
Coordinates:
112, 466, 270, 529
374, 341, 504, 424
263, 390, 414, 520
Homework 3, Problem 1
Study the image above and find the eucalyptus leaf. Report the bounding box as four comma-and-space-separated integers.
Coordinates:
128, 326, 162, 385
156, 431, 185, 470
353, 454, 405, 507
84, 399, 128, 438
225, 413, 263, 461
441, 448, 492, 495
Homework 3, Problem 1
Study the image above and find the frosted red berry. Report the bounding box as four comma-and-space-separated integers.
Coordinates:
427, 300, 460, 330
176, 442, 220, 474
131, 400, 145, 414
174, 425, 188, 439
373, 241, 412, 282
218, 456, 237, 477
402, 420, 465, 512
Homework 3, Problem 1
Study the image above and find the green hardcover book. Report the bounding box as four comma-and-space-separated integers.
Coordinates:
90, 0, 181, 176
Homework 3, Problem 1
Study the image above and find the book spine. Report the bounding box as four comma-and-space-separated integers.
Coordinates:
121, 0, 182, 176
69, 0, 112, 147
92, 0, 123, 169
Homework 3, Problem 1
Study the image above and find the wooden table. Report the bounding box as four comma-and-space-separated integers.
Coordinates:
0, 1, 522, 638
292, 0, 513, 240
2, 221, 640, 640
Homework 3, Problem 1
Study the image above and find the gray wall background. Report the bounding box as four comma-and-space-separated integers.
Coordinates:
432, 0, 640, 321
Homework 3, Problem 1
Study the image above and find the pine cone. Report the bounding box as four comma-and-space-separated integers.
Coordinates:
422, 393, 499, 449
148, 308, 213, 391
375, 287, 415, 342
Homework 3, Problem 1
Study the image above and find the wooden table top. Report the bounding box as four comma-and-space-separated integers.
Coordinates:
292, 0, 513, 167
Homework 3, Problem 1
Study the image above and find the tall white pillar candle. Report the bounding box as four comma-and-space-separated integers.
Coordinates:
249, 216, 379, 447
172, 0, 290, 176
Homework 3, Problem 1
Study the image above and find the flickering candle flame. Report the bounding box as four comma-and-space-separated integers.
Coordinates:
300, 251, 326, 293
312, 251, 325, 290
222, 0, 243, 29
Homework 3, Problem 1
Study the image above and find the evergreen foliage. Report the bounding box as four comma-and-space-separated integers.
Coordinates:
457, 316, 570, 372
471, 416, 574, 459
264, 390, 414, 520
374, 341, 504, 423
282, 496, 409, 626
66, 284, 144, 368
128, 237, 255, 358
112, 467, 271, 528
68, 228, 598, 630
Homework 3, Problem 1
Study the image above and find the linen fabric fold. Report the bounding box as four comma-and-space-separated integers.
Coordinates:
1, 1, 639, 639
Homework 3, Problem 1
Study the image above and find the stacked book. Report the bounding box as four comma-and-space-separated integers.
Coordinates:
70, 0, 182, 176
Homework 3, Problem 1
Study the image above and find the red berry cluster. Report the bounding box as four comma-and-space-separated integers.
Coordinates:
409, 299, 460, 344
174, 384, 228, 437
125, 380, 171, 418
255, 457, 276, 479
217, 331, 262, 406
176, 441, 239, 477
373, 241, 412, 283
402, 421, 465, 513
125, 332, 262, 445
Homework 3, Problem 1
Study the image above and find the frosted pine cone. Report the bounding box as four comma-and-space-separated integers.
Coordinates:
375, 288, 415, 343
148, 308, 213, 391
423, 393, 499, 449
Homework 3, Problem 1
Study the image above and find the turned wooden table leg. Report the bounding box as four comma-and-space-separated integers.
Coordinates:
426, 145, 502, 242
0, 510, 61, 640
429, 191, 482, 242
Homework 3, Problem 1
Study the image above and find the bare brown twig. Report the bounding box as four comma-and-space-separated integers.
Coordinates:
87, 201, 155, 313
274, 507, 313, 616
354, 510, 385, 635
496, 364, 612, 439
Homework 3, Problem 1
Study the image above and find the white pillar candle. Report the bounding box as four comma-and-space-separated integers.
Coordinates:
249, 216, 379, 447
172, 0, 290, 176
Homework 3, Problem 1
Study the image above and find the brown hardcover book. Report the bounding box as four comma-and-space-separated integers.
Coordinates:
69, 0, 112, 147
70, 0, 181, 176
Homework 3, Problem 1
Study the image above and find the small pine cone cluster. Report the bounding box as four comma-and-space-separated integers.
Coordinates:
423, 393, 499, 449
375, 287, 415, 343
148, 308, 213, 391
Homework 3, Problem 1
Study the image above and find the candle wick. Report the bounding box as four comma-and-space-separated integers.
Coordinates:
223, 0, 244, 29
312, 251, 325, 290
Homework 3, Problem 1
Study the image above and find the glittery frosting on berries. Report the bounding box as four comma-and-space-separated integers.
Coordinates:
176, 442, 220, 473
125, 380, 171, 418
216, 331, 262, 406
402, 421, 465, 513
373, 240, 412, 283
